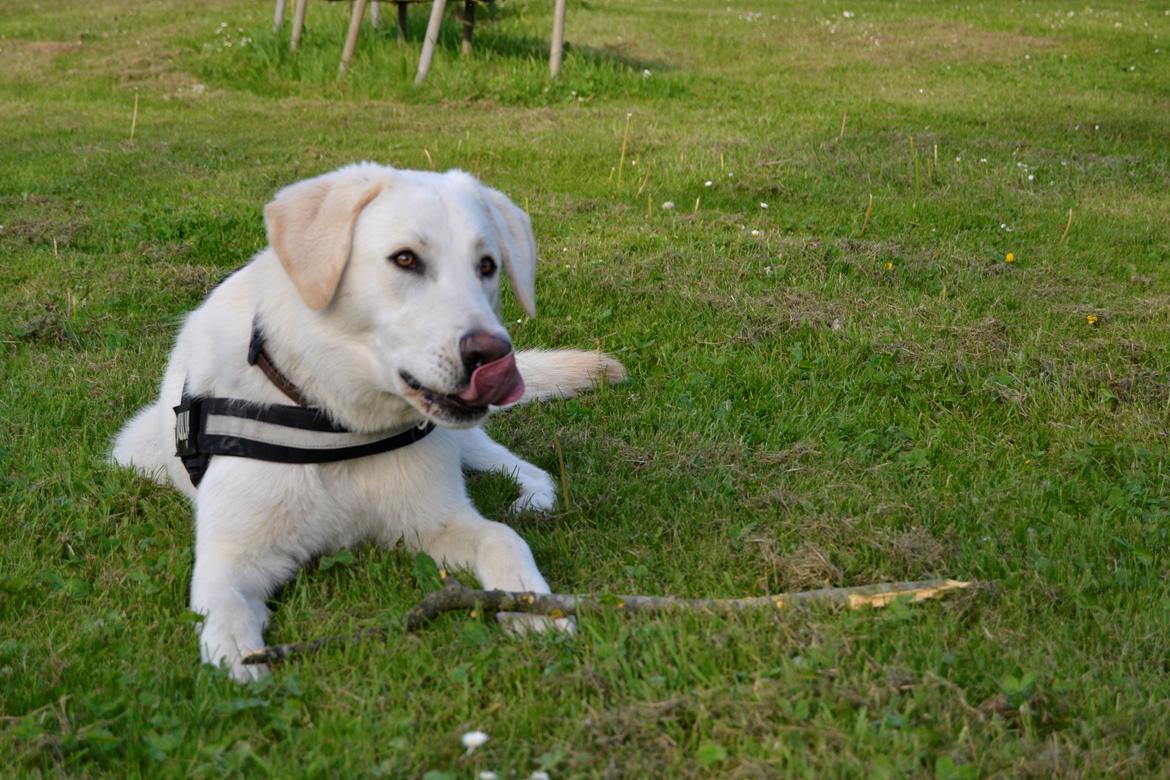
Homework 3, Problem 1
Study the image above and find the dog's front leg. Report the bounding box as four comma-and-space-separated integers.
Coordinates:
190, 484, 298, 682
190, 555, 271, 682
417, 505, 572, 633
459, 428, 557, 513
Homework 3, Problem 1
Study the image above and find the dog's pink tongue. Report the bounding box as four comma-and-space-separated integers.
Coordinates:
459, 352, 525, 406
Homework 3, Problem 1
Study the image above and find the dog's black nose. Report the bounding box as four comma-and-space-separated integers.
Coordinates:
459, 331, 513, 373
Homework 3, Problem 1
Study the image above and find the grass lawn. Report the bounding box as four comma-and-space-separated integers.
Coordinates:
2, 0, 1170, 775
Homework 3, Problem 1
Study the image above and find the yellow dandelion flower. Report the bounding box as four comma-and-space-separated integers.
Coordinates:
1005, 252, 1015, 263
1086, 314, 1098, 326
885, 261, 894, 271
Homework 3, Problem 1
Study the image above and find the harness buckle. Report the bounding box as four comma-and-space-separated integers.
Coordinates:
174, 397, 202, 458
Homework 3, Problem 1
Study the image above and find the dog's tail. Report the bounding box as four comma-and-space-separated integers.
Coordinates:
513, 349, 627, 403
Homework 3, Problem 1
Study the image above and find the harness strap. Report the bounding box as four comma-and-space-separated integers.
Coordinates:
173, 320, 435, 488
174, 395, 435, 487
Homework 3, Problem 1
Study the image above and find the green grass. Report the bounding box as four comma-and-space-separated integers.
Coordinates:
2, 0, 1170, 775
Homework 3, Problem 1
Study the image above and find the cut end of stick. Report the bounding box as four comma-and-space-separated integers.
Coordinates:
845, 579, 971, 609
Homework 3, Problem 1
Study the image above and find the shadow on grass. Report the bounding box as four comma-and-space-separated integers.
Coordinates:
183, 0, 689, 106
386, 10, 677, 74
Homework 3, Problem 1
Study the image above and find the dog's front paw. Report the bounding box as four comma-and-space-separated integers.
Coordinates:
200, 625, 269, 683
497, 611, 576, 635
227, 659, 269, 683
510, 469, 558, 513
201, 652, 270, 683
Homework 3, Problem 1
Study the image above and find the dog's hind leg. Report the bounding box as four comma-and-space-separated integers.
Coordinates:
459, 428, 557, 513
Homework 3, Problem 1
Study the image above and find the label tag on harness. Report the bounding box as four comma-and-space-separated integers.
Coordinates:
174, 397, 199, 458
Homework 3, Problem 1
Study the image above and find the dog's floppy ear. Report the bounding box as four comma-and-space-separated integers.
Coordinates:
263, 167, 384, 310
480, 186, 538, 318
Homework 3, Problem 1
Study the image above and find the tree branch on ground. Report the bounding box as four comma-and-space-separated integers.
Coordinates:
243, 578, 972, 667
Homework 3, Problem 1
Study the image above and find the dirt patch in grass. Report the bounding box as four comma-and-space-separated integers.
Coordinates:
938, 317, 1010, 356
2, 216, 85, 248
1105, 370, 1170, 405
0, 40, 83, 79
734, 290, 844, 342
6, 302, 80, 346
851, 21, 1057, 66
874, 525, 950, 579
1040, 330, 1170, 407
102, 258, 226, 295
666, 279, 849, 341
577, 676, 872, 776
748, 539, 842, 591
746, 517, 950, 591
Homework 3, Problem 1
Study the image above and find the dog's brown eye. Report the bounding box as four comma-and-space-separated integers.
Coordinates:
478, 256, 497, 278
390, 250, 420, 271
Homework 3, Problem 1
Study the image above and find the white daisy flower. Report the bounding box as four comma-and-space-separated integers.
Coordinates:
461, 731, 489, 754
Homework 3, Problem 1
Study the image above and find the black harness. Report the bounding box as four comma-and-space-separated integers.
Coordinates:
174, 323, 435, 488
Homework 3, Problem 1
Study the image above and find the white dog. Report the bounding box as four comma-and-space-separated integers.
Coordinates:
111, 163, 624, 681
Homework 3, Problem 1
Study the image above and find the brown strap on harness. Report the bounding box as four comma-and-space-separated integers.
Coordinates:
253, 348, 309, 406
247, 320, 310, 407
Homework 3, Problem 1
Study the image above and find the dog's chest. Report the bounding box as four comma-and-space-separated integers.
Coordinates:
308, 429, 466, 534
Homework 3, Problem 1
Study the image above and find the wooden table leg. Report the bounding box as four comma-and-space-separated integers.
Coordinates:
549, 0, 566, 77
339, 0, 369, 76
273, 0, 287, 32
371, 0, 381, 26
290, 0, 308, 51
415, 0, 448, 83
461, 0, 475, 56
396, 2, 409, 41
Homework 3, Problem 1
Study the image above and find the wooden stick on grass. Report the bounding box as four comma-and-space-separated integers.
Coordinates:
616, 112, 632, 189
129, 93, 139, 143
1060, 207, 1073, 244
909, 134, 921, 206
242, 578, 972, 666
551, 433, 571, 512
859, 192, 874, 237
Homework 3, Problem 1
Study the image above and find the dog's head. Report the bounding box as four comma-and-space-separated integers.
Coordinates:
263, 163, 537, 427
